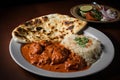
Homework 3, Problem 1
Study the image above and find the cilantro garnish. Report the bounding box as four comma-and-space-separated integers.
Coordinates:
74, 37, 89, 47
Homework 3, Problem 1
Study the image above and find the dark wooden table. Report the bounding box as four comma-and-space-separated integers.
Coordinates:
0, 0, 120, 80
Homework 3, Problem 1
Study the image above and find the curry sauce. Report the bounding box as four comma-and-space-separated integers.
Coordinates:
21, 41, 89, 72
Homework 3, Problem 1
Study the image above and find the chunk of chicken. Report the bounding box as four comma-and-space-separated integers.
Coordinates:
65, 53, 87, 71
51, 45, 69, 65
37, 52, 51, 65
37, 43, 54, 65
28, 43, 43, 55
28, 43, 43, 64
37, 43, 70, 65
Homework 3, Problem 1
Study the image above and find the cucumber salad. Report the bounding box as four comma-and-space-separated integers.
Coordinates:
78, 5, 118, 21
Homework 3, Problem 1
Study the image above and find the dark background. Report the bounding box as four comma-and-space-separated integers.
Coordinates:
0, 0, 119, 8
0, 0, 58, 8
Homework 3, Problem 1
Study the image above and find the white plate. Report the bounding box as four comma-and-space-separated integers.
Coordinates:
9, 27, 114, 78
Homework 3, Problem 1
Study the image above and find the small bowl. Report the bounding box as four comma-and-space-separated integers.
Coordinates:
70, 4, 120, 23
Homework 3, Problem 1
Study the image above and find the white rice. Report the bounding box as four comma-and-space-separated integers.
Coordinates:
61, 34, 102, 65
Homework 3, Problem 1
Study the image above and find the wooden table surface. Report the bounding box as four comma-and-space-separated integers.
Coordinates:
0, 0, 120, 80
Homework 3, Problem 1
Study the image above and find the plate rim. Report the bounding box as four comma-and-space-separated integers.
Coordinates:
70, 4, 120, 23
9, 27, 115, 78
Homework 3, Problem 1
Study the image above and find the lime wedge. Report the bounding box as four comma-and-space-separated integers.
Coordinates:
80, 5, 93, 12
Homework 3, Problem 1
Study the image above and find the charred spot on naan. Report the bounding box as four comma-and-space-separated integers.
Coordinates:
41, 16, 49, 22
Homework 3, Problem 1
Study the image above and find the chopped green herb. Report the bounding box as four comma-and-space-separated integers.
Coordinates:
74, 37, 89, 47
91, 9, 102, 20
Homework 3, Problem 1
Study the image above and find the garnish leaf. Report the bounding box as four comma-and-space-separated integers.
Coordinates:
74, 37, 89, 47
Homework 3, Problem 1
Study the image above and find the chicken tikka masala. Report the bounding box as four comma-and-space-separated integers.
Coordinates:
21, 40, 89, 72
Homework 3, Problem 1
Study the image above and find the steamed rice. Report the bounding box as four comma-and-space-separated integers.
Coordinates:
61, 34, 102, 65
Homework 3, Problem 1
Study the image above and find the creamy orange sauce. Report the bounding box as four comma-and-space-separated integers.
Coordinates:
21, 41, 89, 72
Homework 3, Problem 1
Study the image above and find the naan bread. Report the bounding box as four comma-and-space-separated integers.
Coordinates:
12, 13, 87, 43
